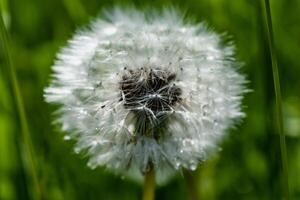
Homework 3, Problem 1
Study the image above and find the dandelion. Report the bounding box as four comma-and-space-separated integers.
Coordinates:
44, 7, 246, 187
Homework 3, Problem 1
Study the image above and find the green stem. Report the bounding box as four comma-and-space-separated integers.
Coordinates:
143, 167, 155, 200
184, 170, 200, 200
0, 12, 42, 200
261, 0, 289, 199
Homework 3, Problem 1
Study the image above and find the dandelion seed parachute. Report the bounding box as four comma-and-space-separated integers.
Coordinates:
44, 7, 246, 183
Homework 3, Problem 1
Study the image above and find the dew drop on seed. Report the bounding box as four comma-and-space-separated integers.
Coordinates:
213, 120, 218, 127
91, 141, 98, 146
87, 162, 96, 169
206, 55, 214, 60
74, 147, 80, 154
175, 162, 180, 169
202, 104, 209, 116
64, 135, 71, 140
190, 164, 197, 171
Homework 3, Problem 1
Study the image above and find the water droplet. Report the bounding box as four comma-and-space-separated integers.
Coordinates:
190, 164, 197, 171
175, 162, 181, 169
206, 55, 214, 60
64, 135, 71, 140
189, 161, 197, 171
91, 141, 98, 146
87, 162, 96, 169
202, 104, 209, 116
74, 147, 80, 154
214, 120, 218, 125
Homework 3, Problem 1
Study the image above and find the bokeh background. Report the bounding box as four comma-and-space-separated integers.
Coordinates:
1, 0, 300, 199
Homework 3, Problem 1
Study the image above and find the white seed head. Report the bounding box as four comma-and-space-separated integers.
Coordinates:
44, 7, 247, 183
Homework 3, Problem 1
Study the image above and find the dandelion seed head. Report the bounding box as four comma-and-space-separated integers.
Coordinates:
44, 7, 247, 183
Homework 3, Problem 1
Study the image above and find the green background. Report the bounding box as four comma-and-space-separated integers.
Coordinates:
1, 0, 299, 199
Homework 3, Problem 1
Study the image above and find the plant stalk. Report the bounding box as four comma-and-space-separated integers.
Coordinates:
184, 170, 200, 200
261, 0, 289, 199
143, 167, 155, 200
0, 12, 42, 200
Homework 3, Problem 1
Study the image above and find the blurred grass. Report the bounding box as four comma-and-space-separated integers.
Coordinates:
1, 0, 300, 199
261, 0, 289, 199
0, 12, 42, 200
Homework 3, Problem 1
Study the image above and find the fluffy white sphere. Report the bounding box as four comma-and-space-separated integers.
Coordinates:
45, 7, 246, 183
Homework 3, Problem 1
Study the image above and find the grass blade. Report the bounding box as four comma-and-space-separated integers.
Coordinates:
261, 0, 289, 199
0, 12, 42, 200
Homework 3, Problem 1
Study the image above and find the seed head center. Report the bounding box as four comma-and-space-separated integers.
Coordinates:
119, 67, 182, 114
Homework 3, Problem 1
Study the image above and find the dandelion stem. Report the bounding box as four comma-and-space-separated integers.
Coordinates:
0, 12, 42, 200
184, 170, 200, 200
143, 166, 155, 200
261, 0, 289, 199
